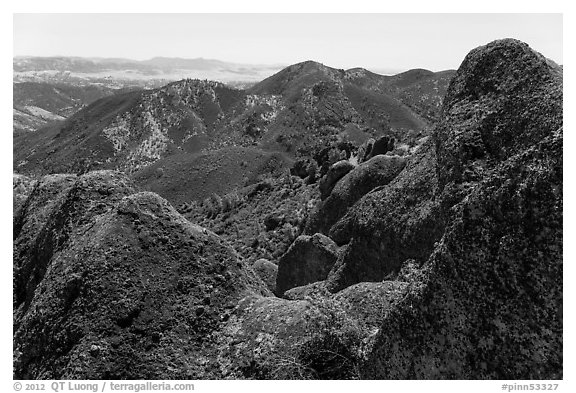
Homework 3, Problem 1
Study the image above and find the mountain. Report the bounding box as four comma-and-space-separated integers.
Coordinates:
13, 39, 562, 379
14, 62, 452, 180
14, 80, 245, 175
244, 61, 453, 155
13, 56, 284, 86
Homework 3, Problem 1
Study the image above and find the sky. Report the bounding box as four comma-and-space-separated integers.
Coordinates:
13, 13, 562, 72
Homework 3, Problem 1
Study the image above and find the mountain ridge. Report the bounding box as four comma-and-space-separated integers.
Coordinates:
14, 62, 454, 178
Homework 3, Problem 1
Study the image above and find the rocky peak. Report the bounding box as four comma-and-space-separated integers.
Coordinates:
435, 38, 563, 188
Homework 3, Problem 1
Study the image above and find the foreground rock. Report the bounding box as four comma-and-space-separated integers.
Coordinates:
354, 39, 562, 378
13, 171, 269, 379
217, 280, 409, 379
363, 129, 562, 378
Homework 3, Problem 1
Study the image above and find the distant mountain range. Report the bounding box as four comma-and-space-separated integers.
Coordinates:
13, 56, 286, 86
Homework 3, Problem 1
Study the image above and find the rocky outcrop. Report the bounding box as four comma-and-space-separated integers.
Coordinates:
363, 128, 562, 379
333, 281, 408, 332
326, 139, 442, 291
306, 154, 406, 235
13, 170, 270, 379
319, 160, 355, 200
275, 233, 340, 296
217, 295, 339, 379
217, 280, 409, 379
368, 135, 395, 158
352, 39, 562, 378
356, 138, 375, 164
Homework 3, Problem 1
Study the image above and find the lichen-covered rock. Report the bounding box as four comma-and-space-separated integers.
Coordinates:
217, 295, 335, 379
319, 160, 355, 200
333, 281, 408, 332
306, 154, 407, 235
363, 130, 562, 379
252, 258, 278, 293
276, 233, 340, 296
357, 39, 563, 379
13, 170, 270, 379
435, 38, 562, 189
217, 280, 408, 379
13, 171, 134, 313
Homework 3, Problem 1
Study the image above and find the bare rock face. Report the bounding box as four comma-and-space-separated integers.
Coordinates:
13, 170, 269, 379
275, 233, 340, 296
318, 160, 355, 200
358, 39, 563, 379
306, 154, 406, 235
251, 258, 278, 293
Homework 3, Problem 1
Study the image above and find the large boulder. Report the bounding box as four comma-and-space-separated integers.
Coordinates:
333, 281, 408, 332
275, 233, 339, 296
319, 160, 355, 200
363, 129, 562, 379
435, 39, 562, 189
13, 170, 270, 379
306, 154, 406, 235
356, 39, 563, 378
368, 135, 395, 158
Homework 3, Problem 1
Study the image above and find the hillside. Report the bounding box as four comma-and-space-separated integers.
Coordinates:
132, 146, 293, 207
13, 82, 118, 133
13, 80, 246, 175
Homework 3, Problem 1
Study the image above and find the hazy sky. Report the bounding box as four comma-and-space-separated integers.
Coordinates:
13, 13, 563, 72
